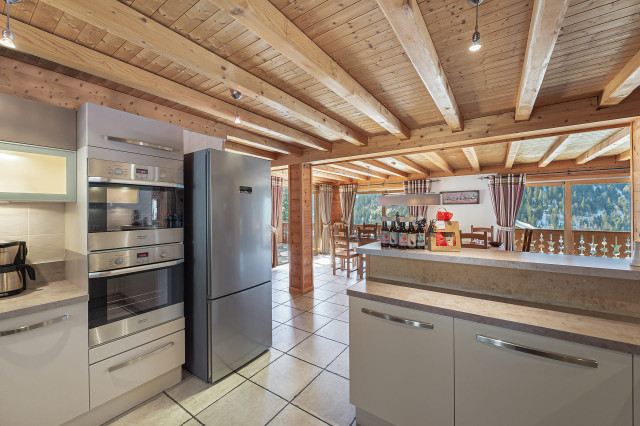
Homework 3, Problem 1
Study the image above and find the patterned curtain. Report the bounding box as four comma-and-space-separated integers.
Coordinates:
271, 176, 284, 267
317, 184, 333, 254
339, 184, 358, 234
403, 179, 432, 218
487, 174, 526, 251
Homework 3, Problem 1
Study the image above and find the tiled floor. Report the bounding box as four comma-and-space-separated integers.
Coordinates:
107, 255, 361, 426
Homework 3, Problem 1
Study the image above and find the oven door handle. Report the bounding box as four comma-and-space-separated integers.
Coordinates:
88, 177, 184, 189
88, 259, 184, 278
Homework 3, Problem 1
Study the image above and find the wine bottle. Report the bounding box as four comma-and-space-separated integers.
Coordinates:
408, 221, 417, 249
416, 220, 426, 249
389, 220, 399, 248
380, 221, 390, 247
398, 222, 408, 250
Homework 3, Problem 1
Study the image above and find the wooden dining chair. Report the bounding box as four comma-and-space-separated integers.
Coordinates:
460, 232, 489, 249
331, 225, 359, 277
362, 223, 378, 230
471, 225, 494, 242
357, 227, 377, 279
522, 229, 534, 252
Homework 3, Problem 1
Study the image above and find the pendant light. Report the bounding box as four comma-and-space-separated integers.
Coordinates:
468, 0, 484, 52
231, 90, 242, 124
0, 0, 20, 49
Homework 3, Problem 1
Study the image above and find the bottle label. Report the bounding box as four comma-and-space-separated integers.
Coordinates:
417, 233, 425, 247
390, 232, 399, 245
408, 234, 417, 248
381, 231, 390, 244
399, 232, 408, 247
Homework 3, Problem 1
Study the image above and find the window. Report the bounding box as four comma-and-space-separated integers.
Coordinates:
572, 183, 630, 232
517, 185, 564, 229
281, 187, 289, 223
385, 205, 409, 219
352, 193, 382, 225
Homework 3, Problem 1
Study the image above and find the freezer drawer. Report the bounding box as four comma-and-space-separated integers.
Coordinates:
208, 281, 272, 383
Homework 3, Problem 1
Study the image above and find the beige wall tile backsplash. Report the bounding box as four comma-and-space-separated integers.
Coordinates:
0, 203, 65, 264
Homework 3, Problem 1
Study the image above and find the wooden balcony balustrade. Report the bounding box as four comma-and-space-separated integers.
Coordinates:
514, 229, 631, 258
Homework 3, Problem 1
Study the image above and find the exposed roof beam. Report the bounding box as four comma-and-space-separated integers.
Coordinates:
8, 17, 330, 151
424, 153, 454, 175
461, 147, 481, 171
312, 170, 351, 182
505, 141, 521, 169
616, 150, 631, 162
362, 160, 409, 178
226, 128, 302, 156
225, 141, 278, 161
331, 163, 389, 179
538, 135, 571, 167
392, 156, 430, 175
576, 128, 630, 165
515, 0, 569, 121
313, 165, 362, 180
375, 0, 463, 131
210, 0, 410, 139
601, 50, 640, 107
40, 0, 364, 147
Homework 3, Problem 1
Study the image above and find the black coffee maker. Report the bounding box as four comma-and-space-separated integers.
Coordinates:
0, 241, 36, 298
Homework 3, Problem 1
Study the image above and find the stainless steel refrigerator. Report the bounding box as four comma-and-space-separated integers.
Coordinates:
184, 148, 272, 383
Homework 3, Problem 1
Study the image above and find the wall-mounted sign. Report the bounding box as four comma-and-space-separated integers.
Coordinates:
441, 190, 479, 205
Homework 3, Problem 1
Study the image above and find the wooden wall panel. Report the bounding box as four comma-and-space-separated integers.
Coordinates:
288, 163, 314, 293
331, 186, 342, 224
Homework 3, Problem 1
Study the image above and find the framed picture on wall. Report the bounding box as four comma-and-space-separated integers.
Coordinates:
441, 190, 480, 205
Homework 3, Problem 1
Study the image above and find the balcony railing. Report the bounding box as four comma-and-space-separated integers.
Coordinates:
514, 229, 631, 258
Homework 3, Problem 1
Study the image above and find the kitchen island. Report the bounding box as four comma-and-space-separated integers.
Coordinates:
349, 244, 640, 426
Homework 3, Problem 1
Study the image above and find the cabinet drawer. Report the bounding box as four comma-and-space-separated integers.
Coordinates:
0, 302, 88, 426
455, 319, 633, 426
350, 297, 454, 426
90, 330, 185, 409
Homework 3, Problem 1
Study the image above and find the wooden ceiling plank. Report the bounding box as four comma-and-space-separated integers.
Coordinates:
515, 0, 569, 121
226, 127, 302, 155
616, 149, 631, 162
209, 0, 410, 139
576, 127, 630, 165
331, 163, 389, 179
39, 0, 366, 147
375, 0, 463, 132
224, 140, 279, 160
362, 160, 409, 178
8, 17, 329, 151
461, 147, 481, 171
423, 152, 454, 175
537, 134, 571, 167
600, 49, 640, 107
392, 156, 430, 175
313, 165, 362, 180
312, 169, 351, 182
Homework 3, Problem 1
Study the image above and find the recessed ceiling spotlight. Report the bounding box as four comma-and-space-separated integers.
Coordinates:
0, 0, 21, 49
231, 89, 242, 124
468, 0, 484, 52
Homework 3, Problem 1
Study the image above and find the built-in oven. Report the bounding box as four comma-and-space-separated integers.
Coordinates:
87, 244, 184, 347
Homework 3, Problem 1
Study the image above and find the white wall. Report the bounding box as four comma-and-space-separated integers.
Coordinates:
429, 174, 497, 238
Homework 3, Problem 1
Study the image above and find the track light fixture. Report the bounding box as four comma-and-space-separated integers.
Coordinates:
468, 0, 484, 52
231, 89, 242, 124
0, 0, 20, 49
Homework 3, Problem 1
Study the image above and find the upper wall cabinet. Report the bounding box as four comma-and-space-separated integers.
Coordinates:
0, 141, 76, 202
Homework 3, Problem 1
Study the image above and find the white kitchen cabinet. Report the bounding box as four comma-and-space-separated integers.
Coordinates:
455, 319, 633, 426
350, 297, 454, 426
0, 302, 89, 426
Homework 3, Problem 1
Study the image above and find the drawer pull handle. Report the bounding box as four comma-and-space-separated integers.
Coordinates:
108, 341, 175, 372
89, 259, 184, 278
476, 335, 598, 368
362, 308, 434, 329
0, 315, 69, 337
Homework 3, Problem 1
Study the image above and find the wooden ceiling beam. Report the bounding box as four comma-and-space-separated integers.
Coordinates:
505, 141, 521, 170
424, 152, 454, 175
600, 50, 640, 107
312, 170, 351, 183
224, 141, 279, 161
39, 0, 365, 147
376, 0, 463, 131
331, 163, 389, 180
392, 156, 430, 175
461, 147, 481, 171
313, 165, 362, 180
617, 150, 631, 162
576, 128, 630, 165
226, 127, 302, 156
8, 17, 330, 151
538, 135, 571, 167
361, 160, 409, 178
210, 0, 410, 139
515, 0, 569, 121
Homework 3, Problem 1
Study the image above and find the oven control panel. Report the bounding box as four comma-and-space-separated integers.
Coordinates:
88, 243, 184, 273
88, 159, 183, 185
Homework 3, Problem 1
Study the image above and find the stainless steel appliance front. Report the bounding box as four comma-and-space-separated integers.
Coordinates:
88, 243, 184, 273
88, 158, 183, 186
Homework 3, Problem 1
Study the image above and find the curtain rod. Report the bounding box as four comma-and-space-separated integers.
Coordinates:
477, 167, 629, 179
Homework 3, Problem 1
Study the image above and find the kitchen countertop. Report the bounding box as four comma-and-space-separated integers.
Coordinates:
348, 280, 640, 355
356, 242, 640, 280
0, 280, 88, 321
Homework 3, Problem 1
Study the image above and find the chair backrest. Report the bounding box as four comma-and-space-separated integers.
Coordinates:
460, 232, 488, 249
362, 223, 378, 230
331, 225, 351, 253
357, 227, 377, 246
471, 225, 494, 241
522, 229, 534, 252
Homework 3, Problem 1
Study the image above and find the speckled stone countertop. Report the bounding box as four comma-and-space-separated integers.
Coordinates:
356, 242, 640, 280
0, 280, 88, 321
348, 280, 640, 355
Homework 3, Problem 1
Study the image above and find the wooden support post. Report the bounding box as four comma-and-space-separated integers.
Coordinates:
288, 163, 314, 293
631, 120, 640, 246
564, 182, 573, 255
